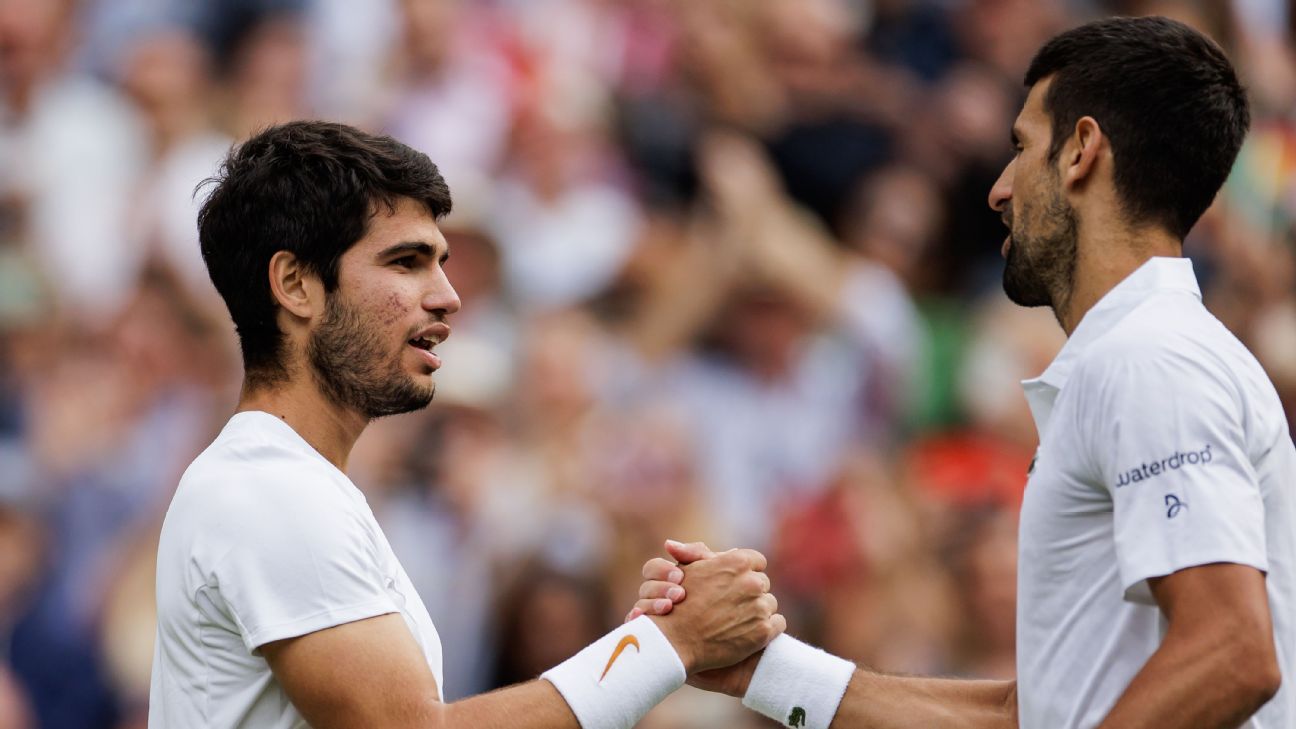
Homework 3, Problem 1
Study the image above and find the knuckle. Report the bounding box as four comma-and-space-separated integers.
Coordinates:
678, 561, 701, 580
717, 550, 742, 566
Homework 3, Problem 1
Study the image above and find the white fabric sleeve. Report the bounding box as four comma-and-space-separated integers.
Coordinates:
210, 481, 398, 652
1082, 345, 1268, 604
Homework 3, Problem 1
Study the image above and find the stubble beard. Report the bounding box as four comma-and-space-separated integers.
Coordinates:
308, 294, 436, 419
1002, 181, 1078, 315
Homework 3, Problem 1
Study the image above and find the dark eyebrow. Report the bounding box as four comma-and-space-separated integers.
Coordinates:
378, 241, 436, 259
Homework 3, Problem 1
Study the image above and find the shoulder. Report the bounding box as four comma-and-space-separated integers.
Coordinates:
171, 429, 360, 543
1075, 298, 1241, 395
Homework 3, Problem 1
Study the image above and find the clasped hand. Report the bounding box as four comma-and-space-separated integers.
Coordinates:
626, 540, 781, 697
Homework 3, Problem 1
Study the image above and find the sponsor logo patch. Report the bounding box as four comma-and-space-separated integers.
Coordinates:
599, 634, 640, 682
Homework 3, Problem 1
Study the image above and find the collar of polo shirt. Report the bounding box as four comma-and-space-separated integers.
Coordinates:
1020, 256, 1201, 434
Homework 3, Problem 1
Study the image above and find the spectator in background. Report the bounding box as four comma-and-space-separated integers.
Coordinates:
12, 267, 230, 729
488, 102, 642, 311
0, 0, 147, 320
218, 13, 311, 139
305, 0, 398, 123
382, 0, 515, 210
117, 26, 232, 299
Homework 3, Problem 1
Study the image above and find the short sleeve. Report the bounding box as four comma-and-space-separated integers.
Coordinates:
208, 474, 398, 653
1082, 344, 1267, 604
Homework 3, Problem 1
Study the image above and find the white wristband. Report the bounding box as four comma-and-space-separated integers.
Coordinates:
541, 615, 686, 729
742, 634, 855, 729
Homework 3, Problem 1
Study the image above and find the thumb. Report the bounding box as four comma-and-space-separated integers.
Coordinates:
665, 539, 716, 564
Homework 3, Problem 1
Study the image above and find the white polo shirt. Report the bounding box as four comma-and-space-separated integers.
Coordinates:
1016, 257, 1295, 728
149, 411, 444, 729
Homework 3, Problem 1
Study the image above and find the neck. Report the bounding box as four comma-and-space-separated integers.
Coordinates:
1054, 225, 1182, 336
236, 373, 368, 471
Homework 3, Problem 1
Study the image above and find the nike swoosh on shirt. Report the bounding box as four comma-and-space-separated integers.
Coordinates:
599, 635, 641, 682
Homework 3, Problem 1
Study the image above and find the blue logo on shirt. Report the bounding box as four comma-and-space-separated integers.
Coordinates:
1116, 445, 1212, 489
1165, 494, 1187, 518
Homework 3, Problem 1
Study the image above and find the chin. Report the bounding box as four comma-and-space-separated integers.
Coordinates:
358, 373, 437, 419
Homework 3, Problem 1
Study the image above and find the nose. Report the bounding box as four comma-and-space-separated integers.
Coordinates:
424, 269, 461, 317
988, 157, 1014, 213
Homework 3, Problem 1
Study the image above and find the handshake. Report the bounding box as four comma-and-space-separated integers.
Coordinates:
623, 539, 783, 698
540, 539, 856, 729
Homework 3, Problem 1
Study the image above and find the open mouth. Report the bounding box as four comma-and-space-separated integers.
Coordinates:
407, 336, 441, 370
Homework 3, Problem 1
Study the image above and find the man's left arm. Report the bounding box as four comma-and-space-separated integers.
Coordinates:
1097, 562, 1280, 728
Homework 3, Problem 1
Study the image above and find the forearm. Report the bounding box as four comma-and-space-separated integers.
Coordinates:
442, 680, 580, 729
286, 675, 581, 729
733, 637, 1014, 729
270, 613, 690, 729
830, 672, 1017, 729
1097, 628, 1278, 729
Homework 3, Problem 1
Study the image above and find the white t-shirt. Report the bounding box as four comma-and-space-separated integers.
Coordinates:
148, 411, 444, 729
1017, 257, 1295, 728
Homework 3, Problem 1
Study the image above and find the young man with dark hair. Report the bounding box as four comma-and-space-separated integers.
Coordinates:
148, 120, 786, 728
635, 16, 1293, 728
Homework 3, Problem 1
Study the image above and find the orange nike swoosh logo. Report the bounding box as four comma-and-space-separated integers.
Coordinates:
599, 634, 640, 682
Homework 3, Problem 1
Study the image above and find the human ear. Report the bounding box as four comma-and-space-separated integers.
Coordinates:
1062, 116, 1104, 189
267, 250, 325, 320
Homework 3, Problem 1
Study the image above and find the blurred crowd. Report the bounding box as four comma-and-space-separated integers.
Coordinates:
0, 0, 1293, 726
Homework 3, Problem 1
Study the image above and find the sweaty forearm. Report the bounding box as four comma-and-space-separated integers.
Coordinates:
829, 672, 1017, 729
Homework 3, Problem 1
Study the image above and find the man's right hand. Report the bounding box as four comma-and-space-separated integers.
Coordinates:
638, 542, 784, 675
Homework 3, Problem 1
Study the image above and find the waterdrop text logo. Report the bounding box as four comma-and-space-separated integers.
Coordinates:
1116, 445, 1213, 489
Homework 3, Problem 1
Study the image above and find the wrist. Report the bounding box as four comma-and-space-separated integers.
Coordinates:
648, 615, 695, 673
541, 616, 686, 729
742, 635, 854, 729
729, 652, 760, 697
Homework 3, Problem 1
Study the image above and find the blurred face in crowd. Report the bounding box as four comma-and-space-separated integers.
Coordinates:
990, 77, 1078, 310
0, 0, 73, 87
120, 30, 211, 119
400, 0, 461, 72
305, 197, 459, 419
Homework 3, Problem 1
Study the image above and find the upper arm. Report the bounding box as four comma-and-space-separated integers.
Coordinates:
262, 613, 444, 729
1147, 562, 1280, 701
1093, 563, 1280, 728
1149, 563, 1273, 641
1080, 343, 1267, 603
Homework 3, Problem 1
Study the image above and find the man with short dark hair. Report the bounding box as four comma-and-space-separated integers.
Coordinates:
635, 16, 1294, 728
148, 121, 786, 729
